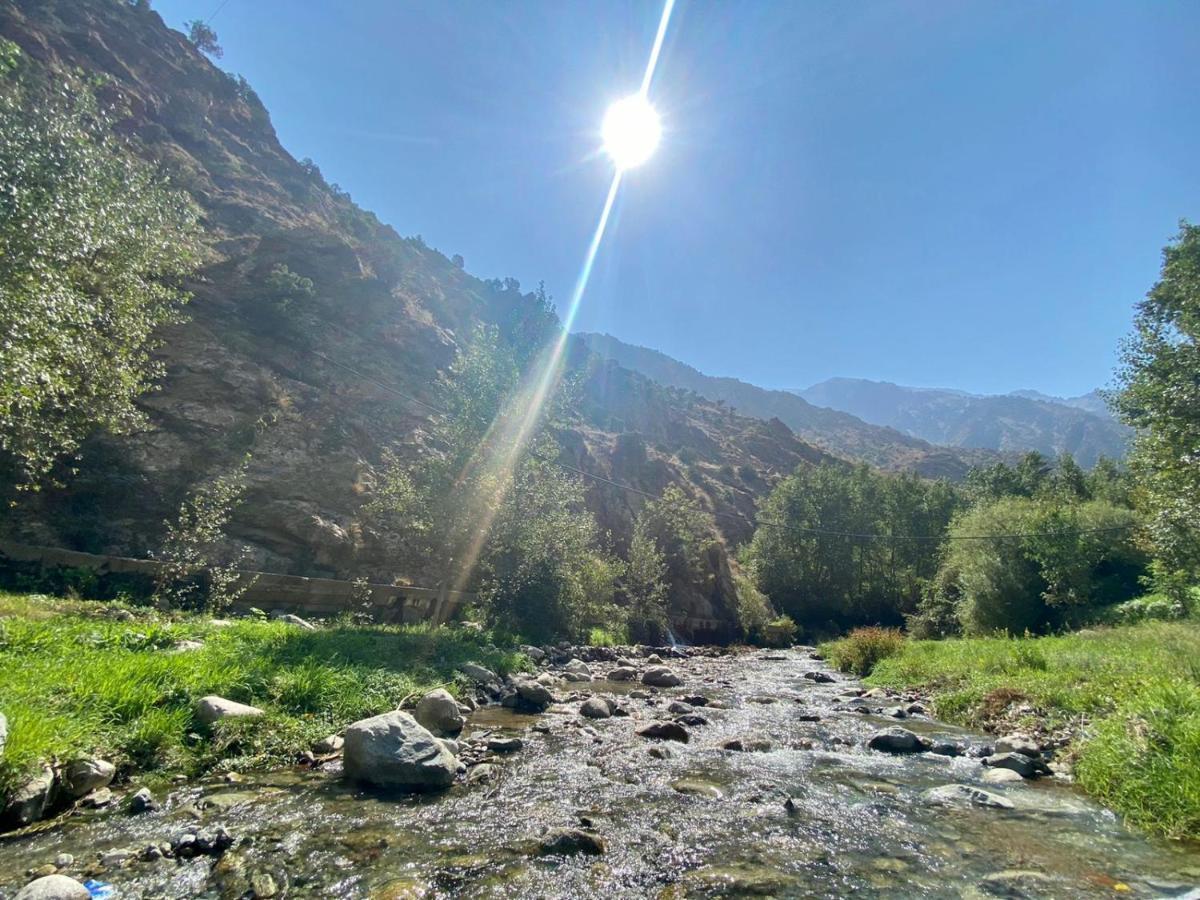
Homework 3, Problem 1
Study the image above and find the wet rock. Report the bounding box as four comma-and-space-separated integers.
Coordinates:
5, 766, 55, 826
27, 865, 57, 879
995, 733, 1041, 758
250, 872, 278, 898
979, 870, 1054, 895
271, 611, 316, 629
630, 689, 652, 700
313, 734, 344, 754
580, 698, 613, 719
128, 787, 156, 814
195, 695, 265, 725
982, 752, 1050, 779
867, 727, 933, 754
722, 735, 773, 752
466, 763, 497, 783
81, 787, 113, 808
802, 671, 836, 683
923, 784, 1015, 809
14, 875, 91, 900
674, 713, 709, 727
563, 658, 592, 678
535, 828, 606, 856
514, 679, 554, 711
883, 706, 908, 719
636, 721, 690, 743
647, 653, 663, 664
459, 662, 498, 684
62, 757, 115, 798
415, 688, 464, 736
487, 736, 523, 753
343, 711, 458, 790
52, 854, 73, 869
929, 741, 964, 757
982, 768, 1025, 785
672, 778, 723, 798
680, 695, 709, 707
642, 666, 683, 688
648, 746, 673, 760
195, 826, 234, 854
667, 700, 694, 714
794, 709, 821, 722
607, 666, 637, 681
100, 848, 134, 867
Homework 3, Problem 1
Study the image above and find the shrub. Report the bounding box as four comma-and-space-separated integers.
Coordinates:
761, 614, 797, 648
825, 627, 905, 676
732, 569, 775, 643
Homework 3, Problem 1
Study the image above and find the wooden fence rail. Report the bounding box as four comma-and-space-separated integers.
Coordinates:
0, 540, 473, 625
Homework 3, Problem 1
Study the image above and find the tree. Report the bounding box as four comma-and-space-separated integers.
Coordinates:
185, 20, 223, 58
1114, 223, 1200, 597
624, 516, 669, 643
0, 79, 202, 486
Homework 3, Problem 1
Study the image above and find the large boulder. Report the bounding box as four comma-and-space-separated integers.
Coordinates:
636, 721, 690, 743
514, 679, 554, 711
195, 696, 265, 726
995, 734, 1041, 758
343, 711, 458, 790
62, 757, 116, 798
14, 875, 91, 900
983, 752, 1050, 779
459, 663, 498, 684
866, 727, 933, 754
580, 698, 613, 719
5, 766, 55, 826
642, 666, 683, 688
607, 666, 637, 682
414, 689, 464, 736
562, 659, 592, 678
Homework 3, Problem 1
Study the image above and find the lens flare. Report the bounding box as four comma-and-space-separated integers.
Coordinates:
602, 95, 661, 170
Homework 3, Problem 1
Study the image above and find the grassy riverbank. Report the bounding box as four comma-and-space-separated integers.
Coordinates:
0, 592, 524, 803
824, 621, 1200, 839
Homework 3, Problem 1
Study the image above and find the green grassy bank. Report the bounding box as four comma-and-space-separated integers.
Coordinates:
823, 621, 1200, 840
0, 592, 524, 803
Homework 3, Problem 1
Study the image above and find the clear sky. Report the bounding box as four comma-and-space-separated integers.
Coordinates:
157, 0, 1199, 397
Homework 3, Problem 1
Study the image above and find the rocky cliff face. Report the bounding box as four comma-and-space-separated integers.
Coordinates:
0, 0, 837, 640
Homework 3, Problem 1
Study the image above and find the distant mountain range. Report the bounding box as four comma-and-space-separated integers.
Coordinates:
795, 379, 1129, 467
578, 334, 1129, 471
577, 334, 999, 479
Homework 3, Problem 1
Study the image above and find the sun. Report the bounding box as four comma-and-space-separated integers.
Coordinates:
602, 94, 661, 170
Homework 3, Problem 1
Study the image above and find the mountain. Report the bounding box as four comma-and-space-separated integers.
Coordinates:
0, 0, 846, 641
576, 334, 997, 479
798, 378, 1129, 467
1008, 389, 1114, 420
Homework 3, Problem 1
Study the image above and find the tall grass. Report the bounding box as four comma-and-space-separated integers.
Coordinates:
852, 621, 1200, 839
822, 626, 905, 676
0, 593, 524, 800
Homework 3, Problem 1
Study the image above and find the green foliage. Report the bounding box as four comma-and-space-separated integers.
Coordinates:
154, 456, 255, 612
0, 82, 202, 485
0, 592, 523, 801
746, 463, 960, 629
823, 626, 905, 676
262, 263, 314, 314
862, 621, 1200, 838
731, 568, 775, 643
362, 325, 615, 642
760, 614, 797, 648
1115, 223, 1200, 596
623, 517, 669, 643
939, 497, 1145, 634
185, 20, 222, 58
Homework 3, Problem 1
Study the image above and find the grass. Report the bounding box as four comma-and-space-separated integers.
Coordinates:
0, 592, 525, 804
822, 626, 904, 675
821, 620, 1200, 839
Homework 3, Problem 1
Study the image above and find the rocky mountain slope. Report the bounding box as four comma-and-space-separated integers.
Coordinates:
799, 378, 1129, 467
576, 333, 997, 479
0, 0, 842, 640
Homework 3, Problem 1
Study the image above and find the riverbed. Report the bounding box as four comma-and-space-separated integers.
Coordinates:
1, 647, 1197, 898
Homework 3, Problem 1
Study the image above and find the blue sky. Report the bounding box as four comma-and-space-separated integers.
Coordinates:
157, 0, 1199, 397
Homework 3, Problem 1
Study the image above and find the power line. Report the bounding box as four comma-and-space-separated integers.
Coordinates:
293, 332, 1138, 544
205, 0, 231, 25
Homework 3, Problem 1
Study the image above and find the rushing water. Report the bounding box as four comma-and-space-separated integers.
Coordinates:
2, 648, 1198, 898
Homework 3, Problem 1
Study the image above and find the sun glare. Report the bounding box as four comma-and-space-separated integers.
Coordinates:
602, 94, 661, 170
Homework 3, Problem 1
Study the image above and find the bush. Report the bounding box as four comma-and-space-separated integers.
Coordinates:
731, 569, 775, 643
761, 614, 797, 648
824, 626, 905, 676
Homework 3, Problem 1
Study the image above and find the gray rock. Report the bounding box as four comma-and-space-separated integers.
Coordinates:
343, 711, 458, 790
580, 698, 613, 719
995, 733, 1041, 758
250, 873, 278, 898
563, 658, 592, 677
642, 666, 683, 688
535, 827, 606, 856
636, 721, 690, 743
487, 736, 523, 753
414, 688, 464, 735
459, 662, 498, 684
675, 713, 709, 727
866, 727, 933, 754
270, 611, 316, 629
922, 784, 1014, 809
722, 735, 773, 752
982, 767, 1025, 785
514, 679, 554, 711
802, 671, 836, 683
313, 734, 344, 754
983, 752, 1049, 779
6, 766, 55, 826
81, 787, 113, 808
128, 787, 156, 814
929, 741, 963, 757
667, 700, 694, 714
647, 653, 663, 664
608, 666, 637, 682
519, 645, 546, 663
437, 738, 460, 756
14, 875, 91, 900
195, 696, 265, 726
62, 757, 116, 798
